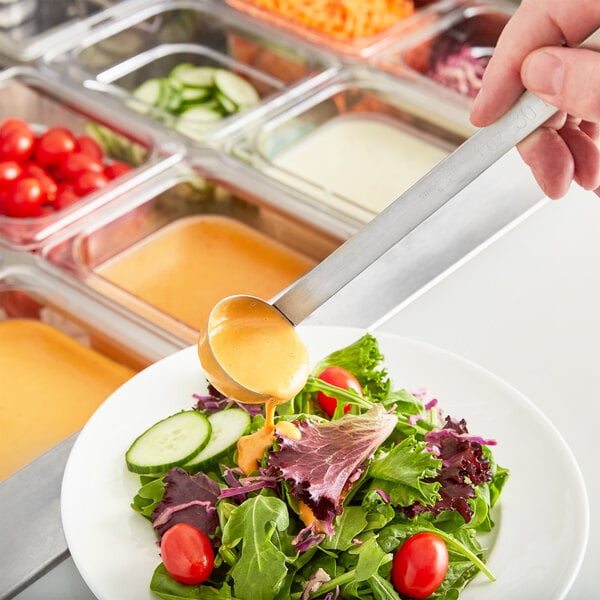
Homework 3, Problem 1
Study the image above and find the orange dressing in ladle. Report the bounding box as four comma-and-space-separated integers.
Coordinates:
198, 295, 309, 474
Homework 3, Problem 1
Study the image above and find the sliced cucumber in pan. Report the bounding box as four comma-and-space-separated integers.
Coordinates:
213, 69, 259, 108
127, 64, 260, 140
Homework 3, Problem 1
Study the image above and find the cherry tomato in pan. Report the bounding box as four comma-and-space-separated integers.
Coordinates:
391, 532, 449, 599
59, 151, 104, 179
0, 118, 31, 136
2, 177, 44, 218
35, 127, 77, 166
0, 161, 22, 186
104, 160, 132, 180
76, 135, 104, 161
0, 126, 35, 162
317, 366, 363, 417
73, 170, 109, 196
22, 163, 58, 204
54, 183, 81, 211
0, 118, 132, 218
160, 523, 214, 585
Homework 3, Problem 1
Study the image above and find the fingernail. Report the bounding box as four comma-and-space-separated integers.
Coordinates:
523, 51, 564, 95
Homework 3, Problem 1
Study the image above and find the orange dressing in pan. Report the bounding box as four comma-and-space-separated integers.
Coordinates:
96, 215, 315, 331
0, 320, 134, 480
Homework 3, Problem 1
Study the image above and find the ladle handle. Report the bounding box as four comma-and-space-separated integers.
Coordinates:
274, 28, 600, 326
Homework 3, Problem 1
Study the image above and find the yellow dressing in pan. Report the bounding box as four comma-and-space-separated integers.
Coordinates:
0, 320, 135, 480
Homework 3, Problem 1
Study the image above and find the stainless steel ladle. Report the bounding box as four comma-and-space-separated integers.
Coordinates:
198, 28, 600, 404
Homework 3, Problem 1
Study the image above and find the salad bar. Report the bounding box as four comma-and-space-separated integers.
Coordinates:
1, 0, 594, 599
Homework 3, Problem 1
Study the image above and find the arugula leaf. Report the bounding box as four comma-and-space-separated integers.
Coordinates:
369, 572, 401, 600
352, 536, 390, 582
321, 506, 368, 551
150, 564, 240, 599
220, 495, 294, 600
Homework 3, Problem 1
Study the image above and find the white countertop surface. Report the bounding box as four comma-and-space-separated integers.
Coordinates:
15, 184, 599, 600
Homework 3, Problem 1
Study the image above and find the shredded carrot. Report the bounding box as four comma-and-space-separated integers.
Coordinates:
241, 0, 415, 40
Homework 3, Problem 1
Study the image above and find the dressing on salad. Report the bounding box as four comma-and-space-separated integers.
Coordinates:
198, 295, 310, 474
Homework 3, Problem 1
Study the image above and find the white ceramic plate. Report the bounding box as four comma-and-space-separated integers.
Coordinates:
61, 326, 588, 600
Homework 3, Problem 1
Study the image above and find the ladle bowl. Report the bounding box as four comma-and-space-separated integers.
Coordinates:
198, 294, 310, 405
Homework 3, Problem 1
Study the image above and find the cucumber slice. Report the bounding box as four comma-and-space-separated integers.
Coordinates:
215, 90, 237, 115
169, 62, 203, 83
178, 105, 223, 122
180, 86, 212, 104
175, 66, 217, 88
126, 410, 211, 474
213, 69, 259, 108
132, 78, 164, 109
184, 408, 251, 473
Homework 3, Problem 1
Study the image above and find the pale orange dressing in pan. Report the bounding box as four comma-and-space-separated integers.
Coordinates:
97, 215, 315, 331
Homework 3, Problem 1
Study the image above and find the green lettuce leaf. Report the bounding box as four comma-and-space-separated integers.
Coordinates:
220, 495, 294, 600
368, 437, 442, 507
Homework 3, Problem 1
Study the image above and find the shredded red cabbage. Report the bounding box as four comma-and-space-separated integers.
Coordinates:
427, 41, 490, 98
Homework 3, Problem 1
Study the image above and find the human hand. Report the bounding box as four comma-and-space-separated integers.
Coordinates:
470, 0, 600, 199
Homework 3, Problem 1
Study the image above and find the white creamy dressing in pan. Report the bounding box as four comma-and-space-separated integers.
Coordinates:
270, 114, 450, 215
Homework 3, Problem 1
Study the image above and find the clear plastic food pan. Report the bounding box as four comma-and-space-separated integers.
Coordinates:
230, 66, 474, 226
224, 0, 456, 59
0, 66, 183, 251
43, 0, 339, 145
0, 249, 186, 596
375, 1, 513, 107
42, 153, 345, 345
0, 250, 186, 482
0, 0, 145, 63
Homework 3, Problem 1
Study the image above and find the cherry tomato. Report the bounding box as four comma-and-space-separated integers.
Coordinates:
2, 177, 44, 218
22, 164, 58, 204
0, 161, 22, 186
391, 532, 449, 599
0, 127, 35, 162
54, 183, 81, 210
160, 523, 214, 585
104, 160, 132, 180
73, 170, 109, 196
0, 118, 31, 137
59, 151, 104, 179
317, 366, 362, 417
35, 127, 77, 166
76, 135, 103, 161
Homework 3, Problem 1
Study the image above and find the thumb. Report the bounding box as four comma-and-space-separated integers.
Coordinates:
522, 47, 600, 122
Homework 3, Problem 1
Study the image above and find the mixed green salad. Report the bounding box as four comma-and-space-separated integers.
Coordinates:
125, 334, 508, 599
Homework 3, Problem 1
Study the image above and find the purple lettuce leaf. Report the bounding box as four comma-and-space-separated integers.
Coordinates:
268, 404, 397, 523
151, 467, 221, 539
193, 384, 263, 417
403, 416, 494, 522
